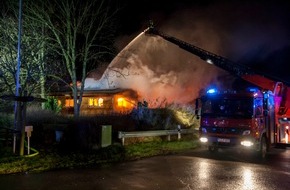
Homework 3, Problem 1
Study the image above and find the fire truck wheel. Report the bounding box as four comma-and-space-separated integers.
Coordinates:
208, 145, 218, 152
258, 136, 267, 159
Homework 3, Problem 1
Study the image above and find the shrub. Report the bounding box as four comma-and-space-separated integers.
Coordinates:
44, 97, 62, 113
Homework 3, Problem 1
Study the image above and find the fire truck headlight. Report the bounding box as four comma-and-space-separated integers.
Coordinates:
242, 130, 251, 136
241, 140, 254, 147
200, 137, 208, 143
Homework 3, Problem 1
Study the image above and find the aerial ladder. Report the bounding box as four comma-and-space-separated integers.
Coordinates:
144, 23, 290, 147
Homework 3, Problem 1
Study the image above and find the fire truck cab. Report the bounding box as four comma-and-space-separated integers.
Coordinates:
198, 87, 275, 158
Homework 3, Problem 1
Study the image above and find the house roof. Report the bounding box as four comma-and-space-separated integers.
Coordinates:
49, 88, 138, 98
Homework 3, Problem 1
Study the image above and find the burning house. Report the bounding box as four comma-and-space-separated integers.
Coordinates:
51, 88, 138, 116
49, 63, 139, 116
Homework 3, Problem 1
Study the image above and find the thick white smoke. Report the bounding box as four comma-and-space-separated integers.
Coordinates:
84, 1, 290, 107
84, 31, 225, 106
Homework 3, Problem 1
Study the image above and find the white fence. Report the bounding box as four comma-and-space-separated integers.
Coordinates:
118, 129, 198, 145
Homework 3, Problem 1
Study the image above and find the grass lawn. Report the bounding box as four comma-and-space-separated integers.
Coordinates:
0, 140, 199, 175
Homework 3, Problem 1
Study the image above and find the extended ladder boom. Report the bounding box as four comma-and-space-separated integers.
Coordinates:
144, 24, 290, 117
144, 26, 254, 77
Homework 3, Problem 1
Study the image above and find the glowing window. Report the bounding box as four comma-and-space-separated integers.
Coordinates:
98, 98, 103, 107
65, 99, 74, 107
118, 98, 127, 107
88, 98, 95, 106
117, 98, 123, 107
88, 98, 103, 107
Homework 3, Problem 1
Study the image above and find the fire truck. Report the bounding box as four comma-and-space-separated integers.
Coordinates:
145, 24, 290, 158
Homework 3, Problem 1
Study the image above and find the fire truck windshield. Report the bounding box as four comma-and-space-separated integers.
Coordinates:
201, 98, 253, 118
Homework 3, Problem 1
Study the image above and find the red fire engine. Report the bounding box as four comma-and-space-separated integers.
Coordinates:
145, 24, 290, 158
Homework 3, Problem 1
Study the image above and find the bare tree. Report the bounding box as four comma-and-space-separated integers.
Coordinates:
27, 0, 120, 117
0, 8, 47, 101
0, 2, 50, 155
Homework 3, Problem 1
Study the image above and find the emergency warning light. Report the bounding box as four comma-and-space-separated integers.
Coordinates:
206, 88, 217, 94
247, 87, 259, 92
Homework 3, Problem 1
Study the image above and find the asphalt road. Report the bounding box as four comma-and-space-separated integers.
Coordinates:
0, 147, 290, 190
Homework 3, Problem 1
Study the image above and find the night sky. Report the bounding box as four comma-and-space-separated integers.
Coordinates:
116, 0, 290, 84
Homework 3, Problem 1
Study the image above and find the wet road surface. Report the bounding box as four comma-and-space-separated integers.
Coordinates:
0, 147, 290, 190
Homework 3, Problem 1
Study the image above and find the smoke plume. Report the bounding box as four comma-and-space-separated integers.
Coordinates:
85, 1, 290, 107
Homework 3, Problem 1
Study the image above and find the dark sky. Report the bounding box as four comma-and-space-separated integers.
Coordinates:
116, 0, 290, 84
118, 0, 213, 35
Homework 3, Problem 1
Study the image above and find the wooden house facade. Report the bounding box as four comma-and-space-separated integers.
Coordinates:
51, 88, 138, 116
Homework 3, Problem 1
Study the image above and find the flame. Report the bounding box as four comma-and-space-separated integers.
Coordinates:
117, 97, 126, 107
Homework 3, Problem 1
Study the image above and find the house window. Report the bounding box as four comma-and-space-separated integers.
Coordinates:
98, 98, 104, 107
88, 98, 103, 107
88, 98, 97, 106
117, 98, 127, 107
65, 99, 74, 107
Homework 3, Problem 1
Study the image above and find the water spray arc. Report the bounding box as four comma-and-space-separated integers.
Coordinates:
85, 27, 219, 106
